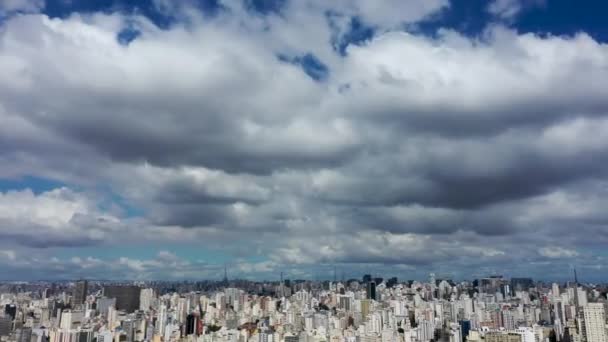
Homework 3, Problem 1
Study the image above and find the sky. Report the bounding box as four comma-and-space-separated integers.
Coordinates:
1, 0, 608, 282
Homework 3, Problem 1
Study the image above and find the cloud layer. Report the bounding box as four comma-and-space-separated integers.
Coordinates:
1, 0, 607, 280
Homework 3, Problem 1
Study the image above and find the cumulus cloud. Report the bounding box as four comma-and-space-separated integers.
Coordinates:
488, 0, 523, 19
0, 0, 607, 279
0, 250, 16, 261
0, 0, 44, 14
539, 247, 579, 259
0, 188, 122, 247
487, 0, 545, 20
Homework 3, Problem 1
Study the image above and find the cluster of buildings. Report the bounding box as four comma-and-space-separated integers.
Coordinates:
0, 274, 607, 342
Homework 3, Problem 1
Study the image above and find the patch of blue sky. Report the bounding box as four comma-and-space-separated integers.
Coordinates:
0, 175, 66, 194
116, 25, 141, 45
415, 0, 608, 43
327, 14, 375, 56
278, 53, 329, 81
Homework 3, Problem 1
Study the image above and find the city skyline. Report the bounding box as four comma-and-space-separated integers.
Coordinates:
0, 274, 606, 342
0, 269, 600, 285
1, 0, 608, 282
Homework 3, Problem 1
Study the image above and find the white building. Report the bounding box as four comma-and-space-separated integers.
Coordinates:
583, 303, 607, 342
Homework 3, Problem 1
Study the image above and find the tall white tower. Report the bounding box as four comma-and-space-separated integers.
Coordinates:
583, 303, 607, 342
552, 283, 560, 298
157, 304, 167, 336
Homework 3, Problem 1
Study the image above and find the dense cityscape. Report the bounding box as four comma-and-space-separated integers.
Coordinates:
1, 273, 607, 342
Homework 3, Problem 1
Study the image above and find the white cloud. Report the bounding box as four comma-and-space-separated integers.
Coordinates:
539, 247, 579, 259
488, 0, 522, 19
488, 0, 546, 20
0, 250, 16, 261
318, 0, 449, 28
0, 2, 607, 277
0, 0, 44, 14
0, 187, 121, 247
337, 27, 608, 126
157, 250, 179, 261
0, 188, 87, 227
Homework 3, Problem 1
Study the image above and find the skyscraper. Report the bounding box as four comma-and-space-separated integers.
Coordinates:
122, 320, 135, 342
0, 317, 11, 337
510, 278, 533, 294
366, 281, 376, 300
60, 310, 84, 330
583, 303, 607, 342
551, 283, 560, 298
459, 320, 471, 342
15, 328, 31, 342
157, 304, 167, 336
139, 288, 155, 311
73, 280, 88, 306
185, 314, 198, 336
4, 305, 16, 320
103, 285, 141, 313
97, 297, 116, 317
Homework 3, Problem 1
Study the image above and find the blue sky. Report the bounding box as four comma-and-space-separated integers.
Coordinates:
34, 0, 608, 42
1, 0, 608, 282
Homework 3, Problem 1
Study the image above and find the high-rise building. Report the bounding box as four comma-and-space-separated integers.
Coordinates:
4, 304, 16, 320
186, 314, 198, 336
366, 282, 376, 300
15, 328, 32, 342
157, 304, 167, 336
103, 285, 141, 313
73, 280, 88, 306
583, 303, 607, 342
386, 277, 398, 288
449, 323, 462, 342
510, 278, 533, 294
459, 320, 471, 342
338, 296, 351, 311
122, 320, 136, 342
97, 297, 116, 317
361, 299, 371, 318
500, 284, 511, 299
0, 317, 11, 337
60, 310, 84, 330
78, 330, 94, 342
139, 288, 155, 311
551, 283, 560, 298
108, 306, 118, 330
577, 287, 588, 307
